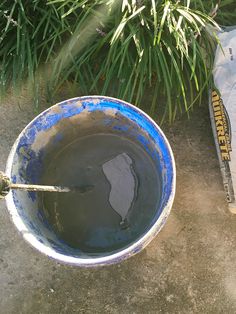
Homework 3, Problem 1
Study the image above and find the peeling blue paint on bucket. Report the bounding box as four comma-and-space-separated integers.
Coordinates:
5, 96, 176, 267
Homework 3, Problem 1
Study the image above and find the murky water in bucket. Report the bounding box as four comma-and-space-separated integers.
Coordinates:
41, 133, 161, 254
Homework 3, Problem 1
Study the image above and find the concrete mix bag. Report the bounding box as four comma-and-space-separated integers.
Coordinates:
209, 26, 236, 212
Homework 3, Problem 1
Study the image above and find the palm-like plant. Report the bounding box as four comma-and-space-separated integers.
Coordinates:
0, 0, 235, 121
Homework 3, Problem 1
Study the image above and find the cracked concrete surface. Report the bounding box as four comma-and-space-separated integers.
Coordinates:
1, 94, 236, 313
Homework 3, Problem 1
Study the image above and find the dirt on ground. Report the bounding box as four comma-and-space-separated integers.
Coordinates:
1, 92, 236, 313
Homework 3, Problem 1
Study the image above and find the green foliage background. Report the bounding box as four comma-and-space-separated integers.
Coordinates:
0, 0, 235, 121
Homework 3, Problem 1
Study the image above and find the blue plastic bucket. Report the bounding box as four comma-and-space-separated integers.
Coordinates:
5, 96, 175, 266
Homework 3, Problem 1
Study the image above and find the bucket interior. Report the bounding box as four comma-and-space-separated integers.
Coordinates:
6, 97, 174, 261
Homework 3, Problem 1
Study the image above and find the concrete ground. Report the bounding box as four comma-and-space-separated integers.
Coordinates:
1, 93, 236, 314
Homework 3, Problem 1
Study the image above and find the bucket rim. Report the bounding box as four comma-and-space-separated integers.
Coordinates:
5, 95, 176, 267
